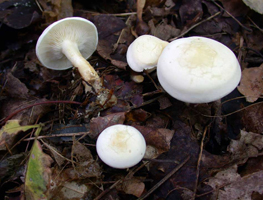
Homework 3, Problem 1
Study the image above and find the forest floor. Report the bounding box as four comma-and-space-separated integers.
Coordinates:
0, 0, 263, 199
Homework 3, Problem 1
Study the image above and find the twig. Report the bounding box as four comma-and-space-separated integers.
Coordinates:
138, 156, 190, 200
169, 12, 221, 41
211, 0, 252, 32
192, 126, 208, 200
23, 132, 89, 141
247, 16, 263, 33
40, 139, 75, 163
1, 100, 82, 125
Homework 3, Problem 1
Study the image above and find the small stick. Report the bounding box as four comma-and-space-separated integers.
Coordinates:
1, 100, 82, 125
192, 126, 208, 200
138, 156, 190, 200
169, 12, 221, 41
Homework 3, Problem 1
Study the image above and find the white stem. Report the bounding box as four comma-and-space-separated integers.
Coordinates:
61, 40, 102, 93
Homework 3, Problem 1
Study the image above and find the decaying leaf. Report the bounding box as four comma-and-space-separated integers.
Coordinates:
38, 0, 73, 23
64, 139, 101, 179
116, 177, 145, 197
0, 0, 40, 29
207, 165, 263, 200
134, 125, 174, 155
237, 64, 263, 102
0, 98, 51, 125
241, 103, 263, 134
228, 130, 263, 162
89, 112, 126, 138
242, 0, 263, 14
4, 72, 29, 98
0, 120, 40, 151
25, 140, 53, 200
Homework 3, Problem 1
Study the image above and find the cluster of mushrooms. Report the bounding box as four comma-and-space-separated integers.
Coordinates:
36, 17, 242, 169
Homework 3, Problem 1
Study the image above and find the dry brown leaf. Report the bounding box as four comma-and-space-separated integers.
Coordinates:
89, 112, 126, 139
220, 0, 249, 17
5, 72, 29, 98
65, 139, 101, 179
237, 64, 263, 102
228, 130, 263, 162
241, 103, 263, 134
134, 125, 174, 154
207, 165, 263, 200
116, 177, 145, 197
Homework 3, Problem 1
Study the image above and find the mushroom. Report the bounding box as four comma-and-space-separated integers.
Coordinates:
96, 124, 146, 169
36, 17, 102, 93
157, 36, 242, 103
126, 35, 168, 72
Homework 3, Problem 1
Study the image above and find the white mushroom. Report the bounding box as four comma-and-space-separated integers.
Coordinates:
96, 124, 146, 169
157, 36, 242, 103
126, 35, 168, 72
36, 17, 102, 93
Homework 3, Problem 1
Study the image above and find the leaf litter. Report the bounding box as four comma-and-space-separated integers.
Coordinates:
0, 0, 263, 199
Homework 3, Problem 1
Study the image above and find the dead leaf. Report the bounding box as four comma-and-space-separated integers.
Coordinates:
237, 64, 263, 102
0, 153, 26, 185
94, 15, 128, 69
220, 0, 249, 17
4, 72, 29, 98
38, 0, 73, 23
242, 0, 263, 14
89, 112, 126, 138
0, 0, 40, 29
25, 140, 53, 200
149, 20, 180, 41
65, 139, 101, 179
228, 130, 263, 162
241, 103, 263, 134
207, 165, 263, 200
0, 98, 51, 125
116, 177, 145, 197
134, 125, 174, 154
0, 120, 41, 151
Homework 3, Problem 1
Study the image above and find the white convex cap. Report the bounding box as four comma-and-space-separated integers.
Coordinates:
36, 17, 98, 70
157, 36, 242, 103
96, 124, 146, 169
127, 35, 168, 72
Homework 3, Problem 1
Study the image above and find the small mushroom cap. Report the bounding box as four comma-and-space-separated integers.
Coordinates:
36, 17, 98, 70
96, 124, 146, 169
157, 36, 241, 103
127, 35, 168, 72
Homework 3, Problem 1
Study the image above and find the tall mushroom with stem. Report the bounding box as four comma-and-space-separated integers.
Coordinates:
36, 17, 116, 106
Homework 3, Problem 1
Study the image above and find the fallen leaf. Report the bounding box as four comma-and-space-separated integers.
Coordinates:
94, 15, 128, 69
220, 0, 249, 17
237, 64, 263, 102
207, 165, 263, 200
0, 98, 51, 125
25, 140, 53, 200
64, 139, 101, 179
0, 0, 40, 29
134, 125, 174, 154
228, 130, 263, 162
116, 177, 145, 197
242, 0, 263, 14
241, 103, 263, 134
0, 153, 26, 185
89, 112, 126, 138
0, 120, 40, 151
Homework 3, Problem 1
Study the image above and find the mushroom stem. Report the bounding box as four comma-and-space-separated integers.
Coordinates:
61, 40, 102, 93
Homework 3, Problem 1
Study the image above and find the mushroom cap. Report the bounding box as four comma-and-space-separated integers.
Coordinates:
157, 36, 242, 103
127, 35, 168, 72
96, 124, 146, 169
36, 17, 98, 70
